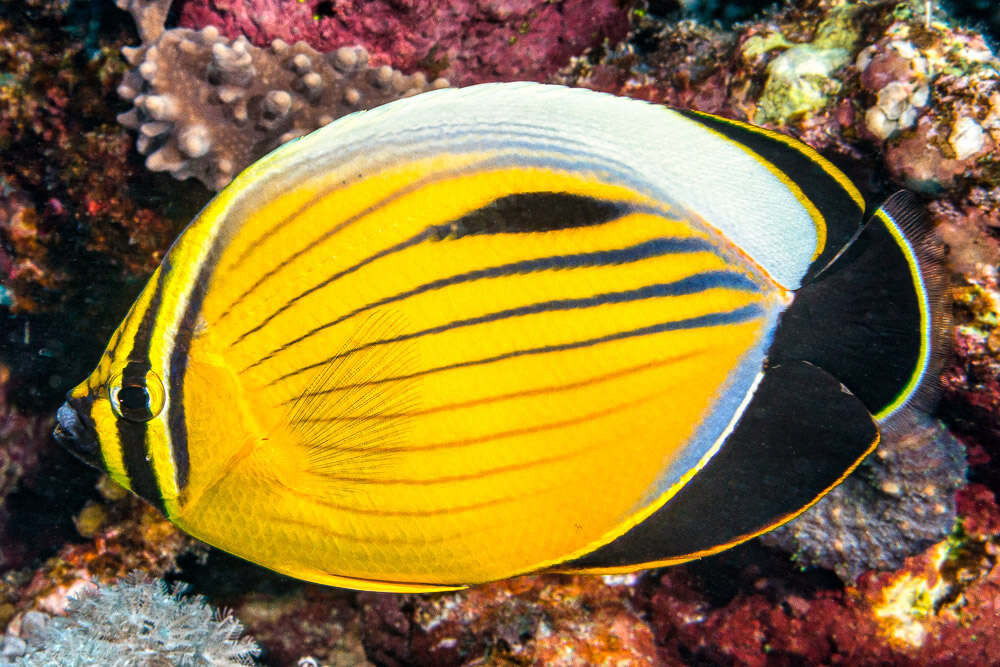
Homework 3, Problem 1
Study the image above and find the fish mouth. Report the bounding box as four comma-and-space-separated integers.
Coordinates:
54, 397, 102, 470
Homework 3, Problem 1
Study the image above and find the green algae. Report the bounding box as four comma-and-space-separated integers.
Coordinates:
753, 4, 861, 125
741, 32, 791, 60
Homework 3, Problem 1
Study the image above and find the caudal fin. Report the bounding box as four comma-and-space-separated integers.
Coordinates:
767, 190, 948, 424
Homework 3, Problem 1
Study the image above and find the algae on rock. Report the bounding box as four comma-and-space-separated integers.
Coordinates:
754, 5, 860, 125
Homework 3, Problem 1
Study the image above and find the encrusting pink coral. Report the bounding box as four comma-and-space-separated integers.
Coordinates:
177, 0, 629, 86
647, 493, 1000, 666
359, 574, 657, 666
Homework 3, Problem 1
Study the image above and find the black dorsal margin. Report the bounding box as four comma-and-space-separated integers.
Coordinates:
676, 110, 865, 284
558, 360, 878, 570
438, 192, 633, 238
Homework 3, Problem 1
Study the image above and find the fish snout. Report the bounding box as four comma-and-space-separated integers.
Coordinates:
54, 400, 102, 469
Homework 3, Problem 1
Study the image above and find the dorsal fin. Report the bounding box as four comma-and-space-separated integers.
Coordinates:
675, 109, 867, 284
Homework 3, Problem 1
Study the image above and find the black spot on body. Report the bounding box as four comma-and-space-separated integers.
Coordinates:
440, 192, 632, 239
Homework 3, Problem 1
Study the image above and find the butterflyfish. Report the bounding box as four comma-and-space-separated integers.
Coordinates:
54, 82, 945, 593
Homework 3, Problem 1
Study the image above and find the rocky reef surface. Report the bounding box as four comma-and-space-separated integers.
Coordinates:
1, 0, 1000, 664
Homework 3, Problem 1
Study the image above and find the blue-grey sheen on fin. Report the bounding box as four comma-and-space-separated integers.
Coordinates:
638, 302, 783, 511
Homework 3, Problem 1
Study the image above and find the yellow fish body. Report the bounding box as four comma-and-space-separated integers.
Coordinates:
55, 83, 942, 592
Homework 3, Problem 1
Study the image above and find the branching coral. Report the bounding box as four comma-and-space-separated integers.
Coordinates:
115, 0, 448, 190
9, 573, 259, 666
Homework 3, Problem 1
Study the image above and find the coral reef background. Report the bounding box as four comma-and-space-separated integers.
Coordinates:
2, 0, 1000, 664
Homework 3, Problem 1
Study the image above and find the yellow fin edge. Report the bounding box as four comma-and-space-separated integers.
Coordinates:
554, 428, 880, 575
871, 207, 931, 422
281, 567, 468, 593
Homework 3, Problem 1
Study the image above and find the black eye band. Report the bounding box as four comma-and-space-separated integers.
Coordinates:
117, 385, 151, 411
109, 369, 165, 422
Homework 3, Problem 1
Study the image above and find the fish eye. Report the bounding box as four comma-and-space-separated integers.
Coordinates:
108, 368, 165, 422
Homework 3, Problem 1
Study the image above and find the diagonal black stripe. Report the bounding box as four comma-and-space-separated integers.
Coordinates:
242, 236, 718, 373
220, 131, 614, 277
220, 161, 624, 322
231, 228, 438, 346
216, 161, 506, 322
230, 197, 646, 347
221, 202, 429, 323
272, 303, 765, 393
268, 271, 759, 380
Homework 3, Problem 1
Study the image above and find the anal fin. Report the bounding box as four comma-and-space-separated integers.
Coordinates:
556, 360, 878, 573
